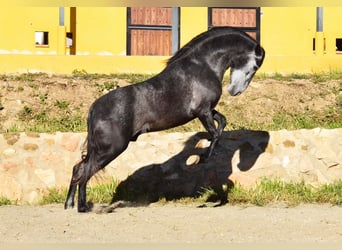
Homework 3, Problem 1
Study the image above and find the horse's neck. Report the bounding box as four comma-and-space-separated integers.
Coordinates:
201, 49, 233, 81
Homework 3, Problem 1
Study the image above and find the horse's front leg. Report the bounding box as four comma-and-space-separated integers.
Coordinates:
213, 110, 227, 138
198, 109, 227, 159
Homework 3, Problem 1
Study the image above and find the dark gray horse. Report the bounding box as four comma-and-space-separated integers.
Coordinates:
64, 27, 265, 212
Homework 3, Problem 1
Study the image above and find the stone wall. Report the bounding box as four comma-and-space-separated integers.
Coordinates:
0, 128, 341, 204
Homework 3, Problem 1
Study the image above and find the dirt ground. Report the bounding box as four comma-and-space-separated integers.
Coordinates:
0, 73, 341, 243
0, 73, 341, 132
0, 203, 341, 243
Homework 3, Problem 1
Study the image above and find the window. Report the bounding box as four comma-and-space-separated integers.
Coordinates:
313, 38, 316, 51
35, 31, 49, 47
336, 38, 342, 53
66, 32, 73, 47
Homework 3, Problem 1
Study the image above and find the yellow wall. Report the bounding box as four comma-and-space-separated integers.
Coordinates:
260, 7, 316, 56
324, 7, 342, 55
179, 7, 208, 47
0, 7, 341, 75
76, 7, 126, 56
0, 7, 60, 54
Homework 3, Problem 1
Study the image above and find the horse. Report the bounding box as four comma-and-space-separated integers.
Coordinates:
64, 27, 265, 212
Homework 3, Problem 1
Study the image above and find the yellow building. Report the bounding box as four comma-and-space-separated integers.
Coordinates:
0, 7, 341, 75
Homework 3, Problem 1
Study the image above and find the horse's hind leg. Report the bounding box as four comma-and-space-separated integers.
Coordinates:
65, 158, 95, 212
199, 109, 227, 159
64, 182, 76, 209
77, 143, 129, 212
64, 159, 87, 209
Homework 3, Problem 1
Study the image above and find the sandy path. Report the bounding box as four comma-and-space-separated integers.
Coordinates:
0, 203, 341, 243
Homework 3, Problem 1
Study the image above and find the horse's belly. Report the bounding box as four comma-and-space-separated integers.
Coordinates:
148, 113, 194, 132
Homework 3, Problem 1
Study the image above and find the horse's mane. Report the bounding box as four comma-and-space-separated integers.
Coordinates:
167, 27, 255, 66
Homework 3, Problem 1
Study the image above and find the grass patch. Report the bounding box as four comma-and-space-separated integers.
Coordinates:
254, 70, 342, 82
39, 187, 68, 205
35, 178, 342, 207
228, 179, 342, 206
2, 71, 341, 133
0, 196, 13, 206
11, 106, 87, 133
269, 112, 342, 130
39, 178, 119, 205
167, 110, 342, 133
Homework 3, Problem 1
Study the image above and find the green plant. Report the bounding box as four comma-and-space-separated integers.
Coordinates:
72, 68, 88, 76
39, 92, 48, 103
71, 69, 92, 80
228, 179, 342, 207
95, 80, 119, 93
19, 105, 33, 119
38, 178, 342, 207
114, 73, 154, 83
14, 73, 34, 82
39, 178, 119, 205
54, 100, 70, 109
0, 196, 12, 206
39, 187, 67, 204
103, 81, 118, 91
87, 178, 119, 204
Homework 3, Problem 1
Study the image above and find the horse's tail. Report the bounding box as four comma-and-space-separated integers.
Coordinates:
80, 135, 88, 160
80, 106, 96, 160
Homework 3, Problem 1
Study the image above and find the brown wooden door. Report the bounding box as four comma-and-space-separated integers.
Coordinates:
209, 7, 260, 41
127, 7, 174, 56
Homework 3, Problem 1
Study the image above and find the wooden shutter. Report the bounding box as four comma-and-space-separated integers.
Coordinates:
209, 7, 260, 42
128, 7, 173, 56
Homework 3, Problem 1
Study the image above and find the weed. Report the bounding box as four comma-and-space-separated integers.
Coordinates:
20, 105, 33, 118
0, 196, 12, 206
54, 100, 70, 109
95, 80, 118, 93
252, 70, 342, 83
28, 82, 39, 90
16, 104, 87, 132
39, 178, 119, 205
228, 179, 342, 206
87, 178, 119, 204
288, 72, 310, 79
35, 178, 342, 207
39, 187, 67, 204
112, 73, 155, 83
72, 69, 88, 76
3, 72, 342, 133
39, 92, 48, 103
14, 73, 34, 82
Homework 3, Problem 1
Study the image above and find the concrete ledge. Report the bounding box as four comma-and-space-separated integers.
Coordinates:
0, 128, 341, 204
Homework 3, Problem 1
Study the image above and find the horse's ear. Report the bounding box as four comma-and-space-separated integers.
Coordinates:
255, 44, 262, 56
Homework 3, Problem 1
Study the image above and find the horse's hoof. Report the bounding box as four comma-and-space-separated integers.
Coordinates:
195, 139, 211, 149
78, 205, 90, 213
186, 155, 200, 166
78, 202, 93, 212
64, 201, 74, 209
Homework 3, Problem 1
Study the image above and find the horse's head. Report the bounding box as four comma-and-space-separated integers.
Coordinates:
228, 44, 265, 96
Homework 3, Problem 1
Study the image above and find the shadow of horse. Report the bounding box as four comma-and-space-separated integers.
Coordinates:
106, 130, 269, 209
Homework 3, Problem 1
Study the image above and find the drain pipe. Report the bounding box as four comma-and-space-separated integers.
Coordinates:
57, 7, 66, 55
316, 7, 323, 32
315, 7, 325, 55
